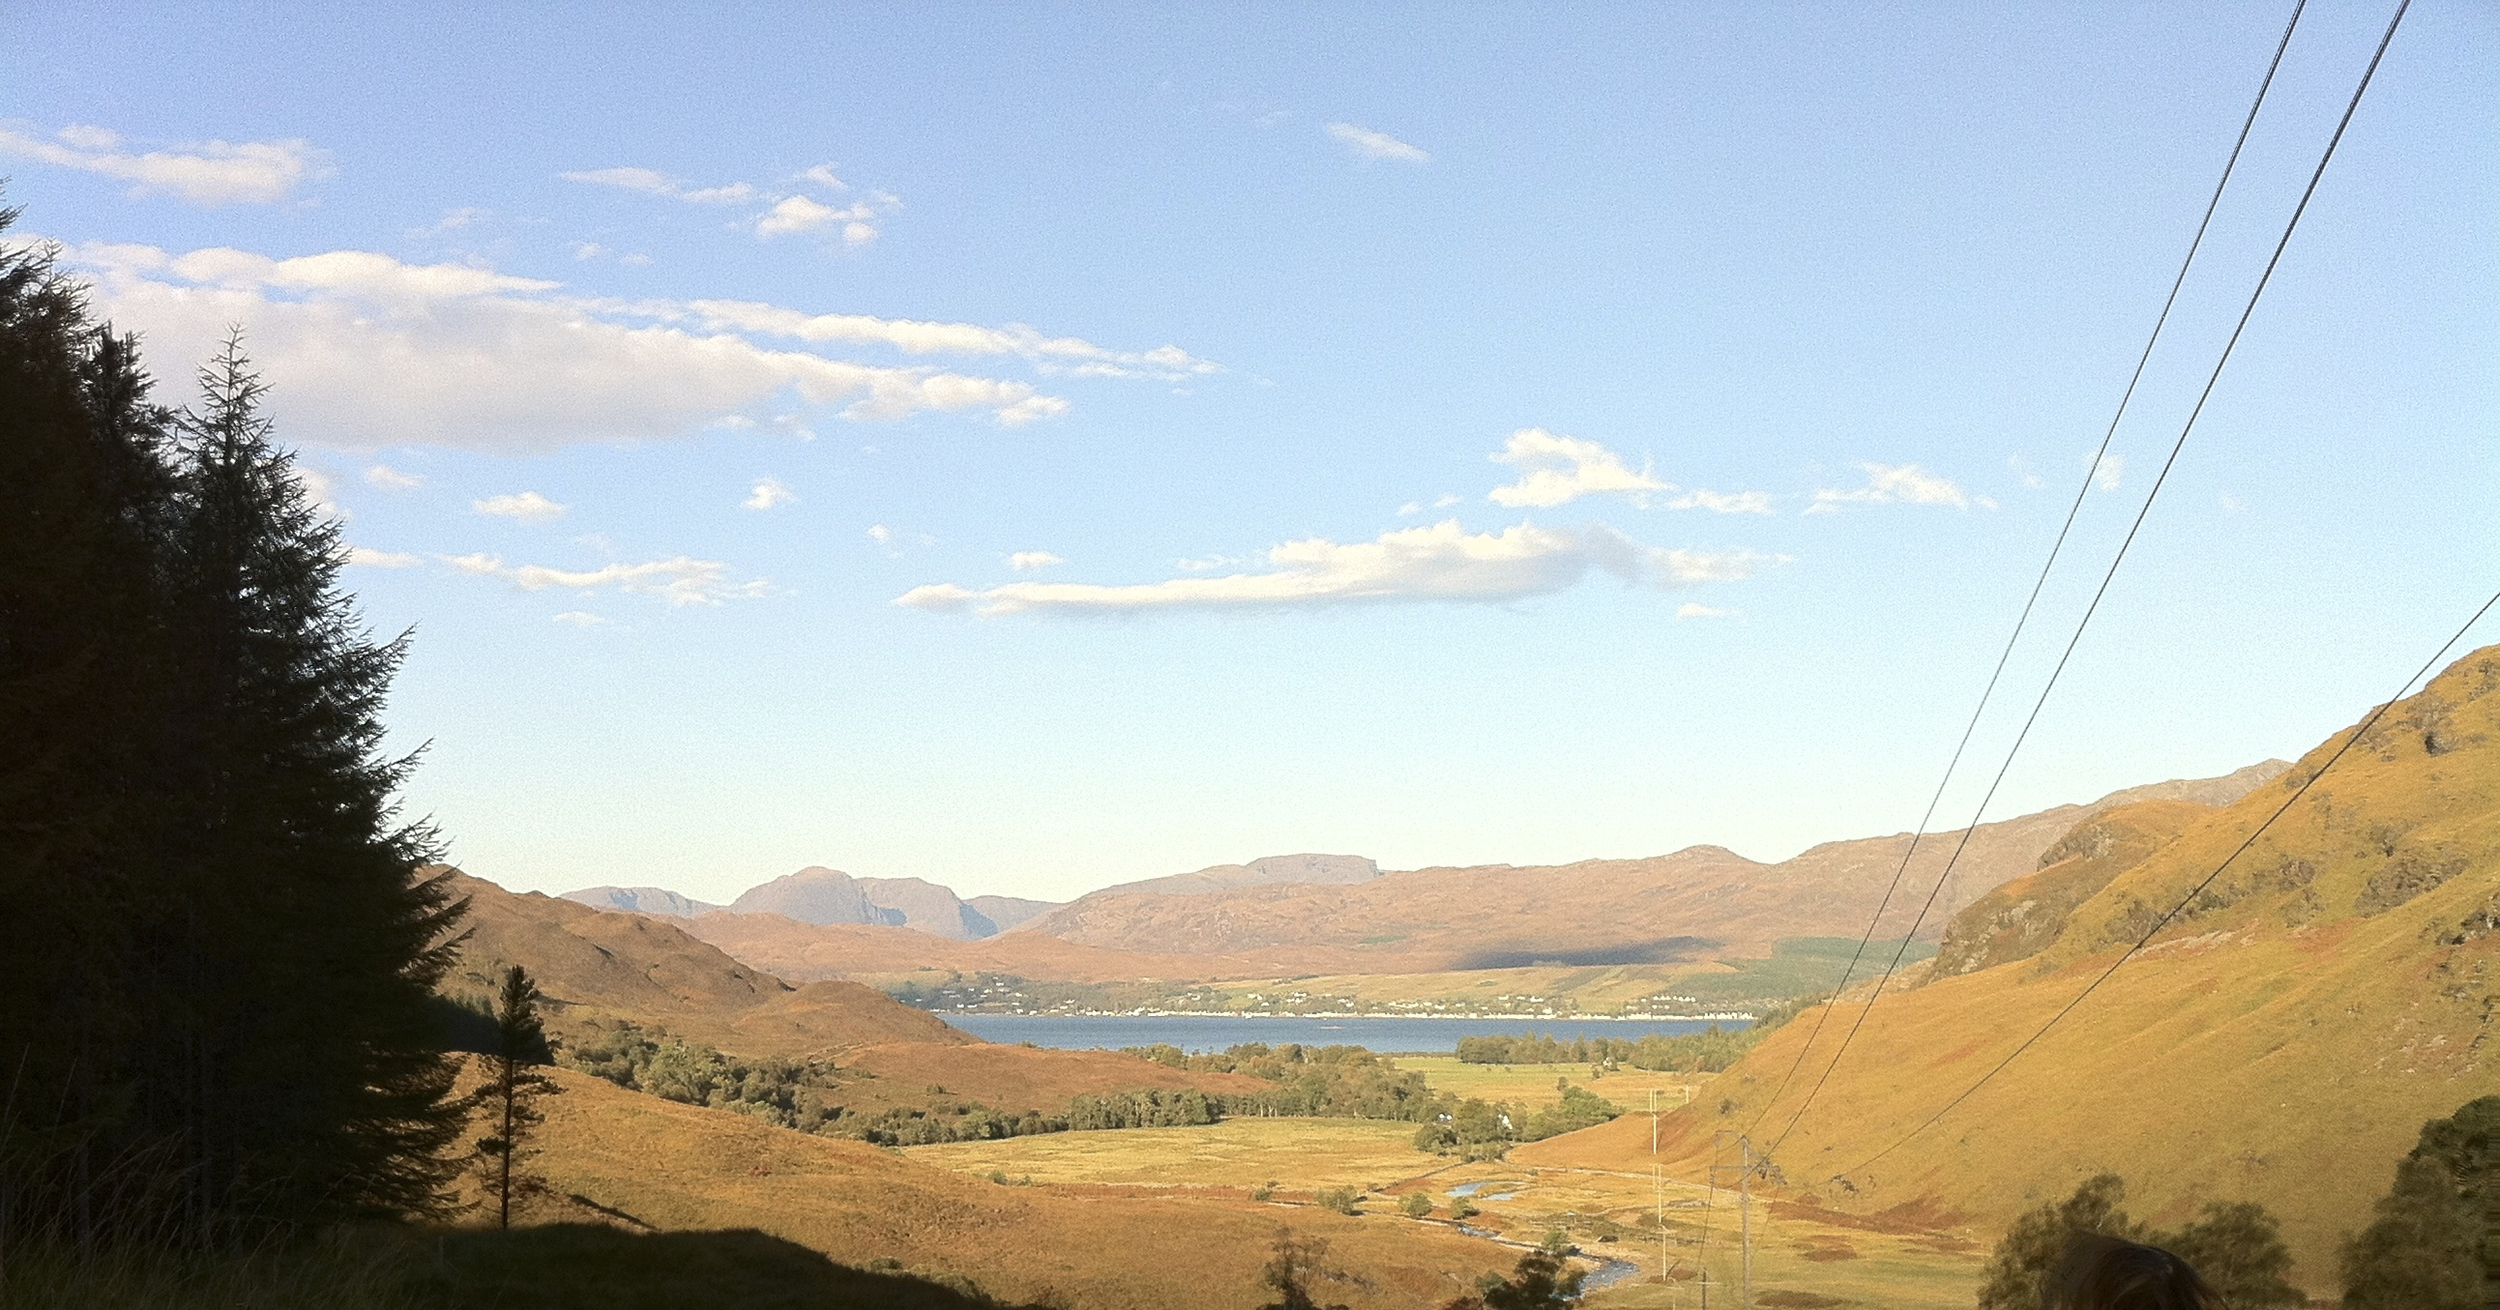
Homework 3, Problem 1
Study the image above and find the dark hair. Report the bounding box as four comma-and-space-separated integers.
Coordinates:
2044, 1234, 2224, 1310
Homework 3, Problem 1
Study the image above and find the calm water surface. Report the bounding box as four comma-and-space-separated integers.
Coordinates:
940, 1014, 1746, 1054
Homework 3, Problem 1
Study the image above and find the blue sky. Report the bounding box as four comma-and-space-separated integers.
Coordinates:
6, 2, 2493, 904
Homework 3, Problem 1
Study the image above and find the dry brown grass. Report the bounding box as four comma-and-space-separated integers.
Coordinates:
476, 1066, 1520, 1310
1525, 646, 2500, 1296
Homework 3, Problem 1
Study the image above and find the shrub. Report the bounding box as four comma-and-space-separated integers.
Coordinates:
1314, 1187, 1361, 1216
1401, 1192, 1435, 1219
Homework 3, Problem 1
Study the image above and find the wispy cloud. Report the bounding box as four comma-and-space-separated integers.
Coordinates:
897, 519, 1774, 616
0, 123, 324, 205
1806, 462, 1972, 513
684, 299, 1219, 381
345, 546, 421, 568
2094, 453, 2125, 492
1485, 429, 1771, 514
1665, 488, 1774, 515
1007, 550, 1064, 571
1325, 123, 1430, 164
474, 491, 568, 524
50, 240, 1100, 449
561, 166, 758, 205
364, 463, 425, 491
409, 207, 489, 239
294, 466, 348, 522
552, 610, 609, 627
445, 553, 765, 606
1676, 603, 1733, 619
743, 477, 797, 511
1488, 429, 1666, 508
563, 162, 899, 244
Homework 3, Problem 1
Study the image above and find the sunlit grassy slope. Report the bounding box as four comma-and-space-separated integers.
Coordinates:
1523, 645, 2500, 1294
494, 1065, 1518, 1310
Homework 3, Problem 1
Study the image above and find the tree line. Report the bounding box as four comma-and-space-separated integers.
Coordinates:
1, 202, 469, 1248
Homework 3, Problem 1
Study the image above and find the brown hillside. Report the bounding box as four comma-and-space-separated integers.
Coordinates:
1011, 765, 2286, 972
1520, 646, 2500, 1293
441, 870, 1268, 1119
1926, 800, 2213, 979
439, 867, 971, 1056
679, 911, 1254, 984
468, 1062, 1517, 1310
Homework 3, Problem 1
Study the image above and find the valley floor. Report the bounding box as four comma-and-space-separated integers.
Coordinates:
901, 1088, 1988, 1310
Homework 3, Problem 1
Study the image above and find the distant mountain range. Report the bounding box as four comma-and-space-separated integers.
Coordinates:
560, 852, 1375, 942
558, 766, 2287, 987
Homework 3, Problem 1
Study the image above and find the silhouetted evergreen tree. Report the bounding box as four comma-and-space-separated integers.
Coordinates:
0, 204, 192, 1244
473, 965, 561, 1229
147, 332, 466, 1234
2342, 1096, 2500, 1309
0, 197, 466, 1247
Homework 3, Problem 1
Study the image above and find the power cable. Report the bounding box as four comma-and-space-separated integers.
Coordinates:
1742, 0, 2309, 1139
1845, 581, 2498, 1177
1762, 0, 2412, 1162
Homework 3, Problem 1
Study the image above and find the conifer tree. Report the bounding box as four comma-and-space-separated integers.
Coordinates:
153, 332, 469, 1233
0, 203, 189, 1243
3, 196, 467, 1246
473, 965, 562, 1229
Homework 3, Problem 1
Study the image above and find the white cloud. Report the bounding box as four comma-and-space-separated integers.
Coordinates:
2094, 453, 2125, 492
1665, 488, 1775, 515
1677, 603, 1733, 619
294, 466, 349, 521
743, 477, 796, 511
755, 195, 838, 238
572, 242, 605, 261
445, 552, 764, 606
1396, 501, 1423, 517
898, 519, 1774, 616
364, 463, 425, 491
0, 123, 324, 205
1325, 123, 1430, 163
683, 299, 1219, 380
561, 166, 758, 205
552, 610, 609, 627
1488, 428, 1668, 508
409, 207, 489, 239
1485, 429, 1772, 514
474, 491, 568, 523
1806, 462, 1971, 513
48, 239, 1083, 449
866, 524, 894, 544
345, 546, 421, 568
1434, 493, 1464, 508
1007, 550, 1064, 571
566, 163, 895, 244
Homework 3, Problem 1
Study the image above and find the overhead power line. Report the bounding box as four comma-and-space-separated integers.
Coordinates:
1846, 580, 2499, 1178
1762, 0, 2413, 1163
1742, 0, 2310, 1141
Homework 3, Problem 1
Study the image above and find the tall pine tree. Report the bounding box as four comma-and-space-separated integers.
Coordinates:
2, 193, 470, 1245
154, 333, 469, 1233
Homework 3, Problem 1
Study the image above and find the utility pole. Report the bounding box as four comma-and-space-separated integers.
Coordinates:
1711, 1133, 1778, 1310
